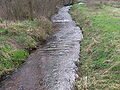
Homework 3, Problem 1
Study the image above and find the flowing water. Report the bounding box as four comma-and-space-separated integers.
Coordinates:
0, 6, 83, 90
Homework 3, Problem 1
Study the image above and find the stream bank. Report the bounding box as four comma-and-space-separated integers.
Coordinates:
70, 2, 120, 89
0, 6, 83, 90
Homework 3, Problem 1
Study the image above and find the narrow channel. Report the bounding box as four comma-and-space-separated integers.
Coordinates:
0, 6, 83, 90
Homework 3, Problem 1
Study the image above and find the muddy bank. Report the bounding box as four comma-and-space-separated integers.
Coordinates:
0, 6, 83, 90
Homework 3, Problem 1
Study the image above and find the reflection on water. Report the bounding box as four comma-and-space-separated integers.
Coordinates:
78, 2, 85, 4
0, 6, 83, 90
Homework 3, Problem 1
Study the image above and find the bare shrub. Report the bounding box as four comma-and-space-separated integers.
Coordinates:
0, 0, 75, 20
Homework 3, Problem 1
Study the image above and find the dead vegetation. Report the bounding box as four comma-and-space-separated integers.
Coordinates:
0, 0, 76, 20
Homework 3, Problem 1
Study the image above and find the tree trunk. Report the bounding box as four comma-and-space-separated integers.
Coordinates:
28, 0, 34, 21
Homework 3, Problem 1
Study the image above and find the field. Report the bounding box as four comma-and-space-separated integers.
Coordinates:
70, 1, 120, 89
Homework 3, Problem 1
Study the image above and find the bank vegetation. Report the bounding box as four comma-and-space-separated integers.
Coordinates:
70, 1, 120, 89
0, 0, 76, 81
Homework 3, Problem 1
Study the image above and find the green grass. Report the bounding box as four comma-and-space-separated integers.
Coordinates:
0, 19, 54, 78
70, 2, 120, 90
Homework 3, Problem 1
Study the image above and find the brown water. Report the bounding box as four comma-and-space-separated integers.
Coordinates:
0, 6, 83, 90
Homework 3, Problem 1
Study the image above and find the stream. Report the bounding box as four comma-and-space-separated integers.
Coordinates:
0, 6, 83, 90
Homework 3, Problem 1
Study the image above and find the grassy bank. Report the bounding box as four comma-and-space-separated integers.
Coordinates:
0, 19, 54, 79
70, 2, 120, 90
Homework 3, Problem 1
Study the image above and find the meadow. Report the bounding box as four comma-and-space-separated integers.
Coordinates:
70, 1, 120, 89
